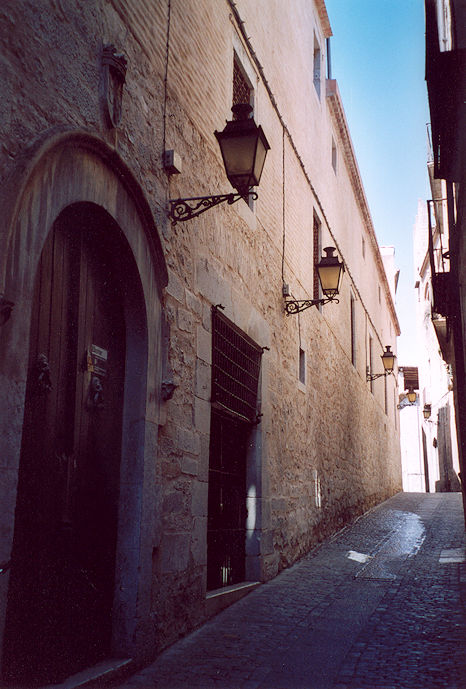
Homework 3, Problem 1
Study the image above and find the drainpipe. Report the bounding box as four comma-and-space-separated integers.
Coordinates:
326, 38, 332, 79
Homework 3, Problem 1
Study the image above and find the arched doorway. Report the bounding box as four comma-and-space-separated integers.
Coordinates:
0, 133, 168, 680
3, 203, 138, 684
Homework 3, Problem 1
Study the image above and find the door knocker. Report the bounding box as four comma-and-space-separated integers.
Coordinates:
88, 375, 104, 409
36, 353, 52, 393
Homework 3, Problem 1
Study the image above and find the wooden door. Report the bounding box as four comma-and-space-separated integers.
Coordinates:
3, 205, 126, 685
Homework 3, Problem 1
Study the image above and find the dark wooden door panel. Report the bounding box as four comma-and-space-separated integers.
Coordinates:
3, 206, 126, 685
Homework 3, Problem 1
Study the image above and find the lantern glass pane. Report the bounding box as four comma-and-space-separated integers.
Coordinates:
382, 353, 395, 372
220, 134, 256, 177
318, 264, 341, 295
252, 135, 268, 185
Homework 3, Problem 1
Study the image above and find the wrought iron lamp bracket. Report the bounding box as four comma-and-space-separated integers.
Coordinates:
366, 369, 393, 382
284, 295, 339, 315
168, 191, 258, 225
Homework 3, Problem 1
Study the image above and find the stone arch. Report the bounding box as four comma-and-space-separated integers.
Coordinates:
0, 130, 168, 670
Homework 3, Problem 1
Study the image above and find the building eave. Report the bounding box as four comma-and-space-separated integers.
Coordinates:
316, 0, 332, 38
326, 78, 401, 336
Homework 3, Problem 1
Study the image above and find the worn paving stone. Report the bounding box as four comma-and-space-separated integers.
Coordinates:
115, 493, 466, 689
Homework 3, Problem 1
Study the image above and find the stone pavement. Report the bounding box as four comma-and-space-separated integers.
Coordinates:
114, 493, 466, 689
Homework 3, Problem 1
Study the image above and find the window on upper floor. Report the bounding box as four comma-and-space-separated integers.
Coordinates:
368, 335, 374, 393
350, 294, 356, 367
299, 348, 306, 385
384, 374, 388, 415
233, 54, 252, 108
331, 137, 337, 173
232, 54, 255, 209
313, 34, 321, 99
313, 213, 322, 310
362, 235, 366, 259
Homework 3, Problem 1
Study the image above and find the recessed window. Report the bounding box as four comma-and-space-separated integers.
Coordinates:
313, 34, 321, 99
233, 54, 254, 209
331, 137, 337, 172
299, 348, 306, 384
384, 375, 388, 415
368, 335, 374, 393
211, 307, 263, 423
378, 284, 381, 304
350, 294, 356, 367
362, 236, 366, 259
313, 214, 322, 308
233, 55, 252, 107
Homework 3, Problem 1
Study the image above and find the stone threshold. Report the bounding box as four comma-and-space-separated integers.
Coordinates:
40, 658, 133, 689
206, 581, 261, 618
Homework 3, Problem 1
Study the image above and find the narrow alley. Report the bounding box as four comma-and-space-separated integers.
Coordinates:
110, 493, 465, 689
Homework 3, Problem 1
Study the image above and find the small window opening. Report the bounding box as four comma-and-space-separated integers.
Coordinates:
299, 348, 306, 384
362, 236, 366, 259
384, 374, 388, 415
233, 56, 252, 108
350, 295, 356, 367
331, 138, 337, 172
368, 335, 374, 393
233, 55, 254, 208
313, 35, 321, 99
313, 214, 322, 305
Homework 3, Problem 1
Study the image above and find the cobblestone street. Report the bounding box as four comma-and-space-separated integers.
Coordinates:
114, 493, 466, 689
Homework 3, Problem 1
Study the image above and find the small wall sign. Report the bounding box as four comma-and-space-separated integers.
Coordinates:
86, 344, 108, 377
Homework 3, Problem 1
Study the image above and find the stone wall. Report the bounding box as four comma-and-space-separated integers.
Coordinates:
0, 0, 402, 670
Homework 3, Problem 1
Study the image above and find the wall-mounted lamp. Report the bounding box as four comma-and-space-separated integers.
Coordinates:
423, 403, 432, 419
168, 104, 270, 224
284, 247, 344, 315
366, 345, 396, 381
406, 389, 417, 404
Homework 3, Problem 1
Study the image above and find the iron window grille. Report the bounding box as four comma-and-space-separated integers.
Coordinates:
233, 57, 251, 107
211, 307, 263, 424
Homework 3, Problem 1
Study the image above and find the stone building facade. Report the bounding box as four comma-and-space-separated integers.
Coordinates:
424, 0, 466, 520
410, 198, 460, 493
0, 0, 401, 683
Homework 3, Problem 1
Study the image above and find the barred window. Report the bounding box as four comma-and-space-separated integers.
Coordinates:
233, 57, 251, 107
211, 308, 262, 424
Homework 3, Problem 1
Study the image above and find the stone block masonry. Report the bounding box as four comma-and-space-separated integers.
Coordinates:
0, 0, 402, 677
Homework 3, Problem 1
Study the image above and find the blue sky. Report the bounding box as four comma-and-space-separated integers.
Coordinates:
324, 0, 431, 363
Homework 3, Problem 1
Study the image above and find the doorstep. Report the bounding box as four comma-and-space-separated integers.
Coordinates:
40, 658, 133, 689
206, 581, 260, 618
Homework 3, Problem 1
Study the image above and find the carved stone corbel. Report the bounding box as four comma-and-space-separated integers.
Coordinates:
161, 379, 177, 401
102, 44, 127, 128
